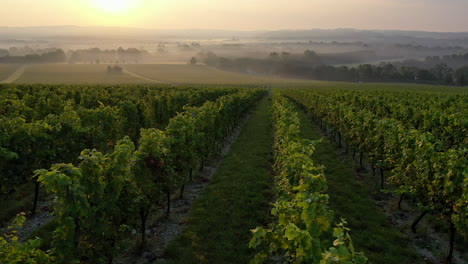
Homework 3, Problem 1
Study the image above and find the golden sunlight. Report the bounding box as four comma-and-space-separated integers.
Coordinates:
93, 0, 133, 13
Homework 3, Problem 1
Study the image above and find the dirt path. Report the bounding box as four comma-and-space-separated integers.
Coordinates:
1, 65, 27, 83
123, 69, 167, 84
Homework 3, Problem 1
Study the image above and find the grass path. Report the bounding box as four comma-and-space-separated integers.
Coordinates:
1, 65, 27, 83
293, 103, 423, 264
122, 68, 167, 84
164, 96, 273, 263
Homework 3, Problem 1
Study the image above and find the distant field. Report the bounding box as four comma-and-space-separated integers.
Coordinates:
124, 64, 299, 85
0, 64, 19, 82
14, 64, 147, 84
11, 63, 307, 85
8, 63, 468, 92
9, 63, 302, 85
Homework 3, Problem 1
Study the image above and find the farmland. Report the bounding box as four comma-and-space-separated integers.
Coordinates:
124, 64, 299, 85
0, 64, 19, 82
3, 0, 468, 262
276, 87, 467, 263
0, 63, 309, 85
6, 63, 467, 91
0, 78, 467, 264
13, 64, 148, 84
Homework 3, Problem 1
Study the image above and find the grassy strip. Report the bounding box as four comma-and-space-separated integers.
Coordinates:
164, 96, 273, 263
0, 64, 19, 82
293, 104, 422, 264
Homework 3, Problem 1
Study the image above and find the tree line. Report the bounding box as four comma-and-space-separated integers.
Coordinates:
201, 51, 468, 86
398, 53, 468, 69
68, 47, 148, 64
0, 47, 148, 64
0, 49, 67, 64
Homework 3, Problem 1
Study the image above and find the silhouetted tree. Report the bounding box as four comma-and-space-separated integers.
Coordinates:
454, 66, 468, 86
416, 69, 437, 81
189, 57, 197, 65
107, 65, 123, 74
432, 63, 454, 84
269, 52, 279, 59
304, 50, 317, 59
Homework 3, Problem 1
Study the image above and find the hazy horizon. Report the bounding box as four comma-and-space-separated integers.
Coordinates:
2, 25, 468, 34
1, 0, 468, 32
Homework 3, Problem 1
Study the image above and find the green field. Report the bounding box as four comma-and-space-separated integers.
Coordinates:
14, 64, 147, 84
8, 63, 467, 92
0, 64, 19, 82
124, 64, 300, 85
11, 63, 307, 85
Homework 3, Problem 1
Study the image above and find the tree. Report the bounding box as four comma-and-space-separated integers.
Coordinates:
303, 49, 317, 59
381, 63, 400, 80
454, 66, 468, 86
416, 69, 437, 82
357, 64, 374, 81
107, 65, 123, 74
189, 57, 197, 65
399, 66, 418, 81
432, 63, 454, 84
203, 52, 218, 66
269, 52, 279, 59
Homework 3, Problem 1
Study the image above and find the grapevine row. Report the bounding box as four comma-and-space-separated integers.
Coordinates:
30, 89, 264, 263
0, 85, 241, 215
249, 92, 367, 264
283, 88, 466, 263
286, 88, 467, 150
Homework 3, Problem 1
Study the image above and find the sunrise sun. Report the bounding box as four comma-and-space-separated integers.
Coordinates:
94, 0, 133, 13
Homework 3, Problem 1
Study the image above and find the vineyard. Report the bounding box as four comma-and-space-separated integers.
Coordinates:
0, 82, 467, 264
278, 86, 467, 263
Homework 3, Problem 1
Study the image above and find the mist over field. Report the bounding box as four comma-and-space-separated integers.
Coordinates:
1, 25, 468, 85
1, 0, 467, 67
1, 1, 468, 264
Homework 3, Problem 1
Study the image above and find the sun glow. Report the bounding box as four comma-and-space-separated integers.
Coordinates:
94, 0, 133, 13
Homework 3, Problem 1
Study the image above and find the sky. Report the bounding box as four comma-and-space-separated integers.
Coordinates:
0, 0, 467, 32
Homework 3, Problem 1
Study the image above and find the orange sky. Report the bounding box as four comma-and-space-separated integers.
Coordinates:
0, 0, 467, 32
